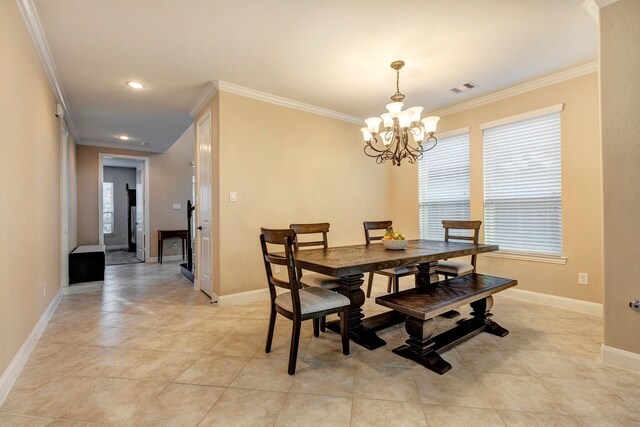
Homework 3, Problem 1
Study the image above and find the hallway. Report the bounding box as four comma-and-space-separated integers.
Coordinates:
1, 263, 639, 426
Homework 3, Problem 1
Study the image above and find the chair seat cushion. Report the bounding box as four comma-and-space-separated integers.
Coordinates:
378, 266, 418, 276
435, 260, 474, 276
275, 287, 350, 315
300, 272, 340, 290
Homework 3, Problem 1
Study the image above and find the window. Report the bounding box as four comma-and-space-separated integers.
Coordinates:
103, 182, 114, 234
482, 108, 562, 256
418, 131, 470, 240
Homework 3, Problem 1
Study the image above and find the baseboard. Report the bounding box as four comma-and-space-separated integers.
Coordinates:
602, 345, 640, 374
105, 245, 127, 250
500, 288, 603, 317
0, 288, 62, 406
62, 281, 103, 295
146, 255, 184, 263
218, 288, 270, 307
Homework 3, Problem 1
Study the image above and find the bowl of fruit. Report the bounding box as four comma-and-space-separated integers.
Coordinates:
381, 227, 408, 250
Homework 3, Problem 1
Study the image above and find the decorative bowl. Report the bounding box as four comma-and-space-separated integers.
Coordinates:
382, 239, 408, 250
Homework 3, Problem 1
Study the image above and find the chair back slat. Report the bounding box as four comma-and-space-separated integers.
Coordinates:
290, 223, 330, 277
259, 229, 302, 314
442, 220, 482, 267
363, 220, 393, 244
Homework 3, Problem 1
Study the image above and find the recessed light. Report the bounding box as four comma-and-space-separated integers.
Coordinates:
117, 135, 131, 141
126, 81, 144, 89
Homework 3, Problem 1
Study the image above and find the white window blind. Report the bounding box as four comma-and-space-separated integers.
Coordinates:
418, 132, 470, 240
483, 111, 562, 256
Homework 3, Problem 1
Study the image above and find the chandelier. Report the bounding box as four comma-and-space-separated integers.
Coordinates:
361, 61, 440, 166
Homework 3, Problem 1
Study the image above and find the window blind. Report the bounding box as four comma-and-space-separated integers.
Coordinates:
483, 111, 562, 255
418, 132, 470, 240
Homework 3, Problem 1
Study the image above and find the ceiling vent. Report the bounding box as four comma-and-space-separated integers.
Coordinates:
450, 82, 478, 94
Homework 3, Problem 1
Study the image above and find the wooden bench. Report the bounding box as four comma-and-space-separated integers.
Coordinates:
376, 273, 517, 375
69, 245, 105, 284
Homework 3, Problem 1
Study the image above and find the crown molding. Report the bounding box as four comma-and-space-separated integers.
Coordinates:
16, 0, 80, 142
593, 0, 619, 7
216, 80, 364, 125
189, 81, 218, 117
430, 61, 598, 118
77, 140, 163, 154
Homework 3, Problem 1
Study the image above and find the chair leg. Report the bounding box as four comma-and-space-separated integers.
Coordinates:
386, 276, 393, 293
265, 303, 276, 353
320, 316, 326, 332
366, 272, 374, 298
393, 276, 399, 293
340, 308, 350, 355
312, 317, 320, 337
288, 318, 302, 375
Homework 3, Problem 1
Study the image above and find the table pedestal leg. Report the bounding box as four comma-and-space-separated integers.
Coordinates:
326, 273, 387, 350
415, 261, 440, 287
392, 317, 452, 375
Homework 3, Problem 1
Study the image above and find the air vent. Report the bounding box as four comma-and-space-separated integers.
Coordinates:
450, 82, 478, 94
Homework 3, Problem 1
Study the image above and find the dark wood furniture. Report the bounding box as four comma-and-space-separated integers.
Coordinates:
376, 273, 516, 374
435, 220, 482, 279
363, 220, 418, 297
125, 184, 136, 253
180, 200, 196, 282
69, 245, 105, 284
292, 239, 499, 350
157, 229, 188, 264
290, 223, 340, 290
260, 228, 350, 375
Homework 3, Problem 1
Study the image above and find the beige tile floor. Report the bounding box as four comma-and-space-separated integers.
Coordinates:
1, 261, 639, 426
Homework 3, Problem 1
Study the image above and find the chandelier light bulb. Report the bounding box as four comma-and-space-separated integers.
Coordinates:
398, 111, 412, 129
365, 117, 382, 134
422, 116, 441, 134
360, 127, 372, 141
407, 106, 424, 123
380, 113, 393, 129
385, 102, 404, 114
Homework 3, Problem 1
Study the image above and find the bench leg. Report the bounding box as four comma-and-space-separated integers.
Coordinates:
392, 317, 452, 375
471, 296, 509, 337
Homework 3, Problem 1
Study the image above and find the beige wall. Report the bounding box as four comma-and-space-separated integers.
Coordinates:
195, 91, 392, 296
391, 73, 603, 303
76, 125, 194, 258
601, 0, 640, 354
0, 0, 61, 376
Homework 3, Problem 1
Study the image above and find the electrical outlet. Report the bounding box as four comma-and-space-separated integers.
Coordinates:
630, 301, 640, 311
43, 282, 46, 296
578, 273, 589, 285
172, 242, 178, 249
274, 265, 281, 274
229, 191, 237, 202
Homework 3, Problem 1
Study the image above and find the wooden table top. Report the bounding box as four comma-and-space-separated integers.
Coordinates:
293, 240, 499, 277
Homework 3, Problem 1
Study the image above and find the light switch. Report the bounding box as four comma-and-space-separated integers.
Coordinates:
229, 191, 237, 202
172, 203, 181, 210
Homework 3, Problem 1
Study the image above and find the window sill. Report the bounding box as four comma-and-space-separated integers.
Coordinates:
481, 250, 567, 265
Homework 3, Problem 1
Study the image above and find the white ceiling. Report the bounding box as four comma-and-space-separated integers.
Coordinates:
33, 0, 598, 152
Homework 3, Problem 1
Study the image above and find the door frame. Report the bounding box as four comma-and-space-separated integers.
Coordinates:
195, 109, 212, 293
98, 153, 150, 261
60, 121, 69, 288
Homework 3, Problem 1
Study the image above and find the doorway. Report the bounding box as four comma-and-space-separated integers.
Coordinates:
98, 154, 150, 265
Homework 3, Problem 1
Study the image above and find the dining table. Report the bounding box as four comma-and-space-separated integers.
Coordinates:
293, 239, 499, 350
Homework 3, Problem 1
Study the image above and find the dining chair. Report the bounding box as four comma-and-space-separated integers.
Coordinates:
260, 228, 350, 375
435, 220, 482, 279
289, 223, 340, 290
363, 220, 417, 298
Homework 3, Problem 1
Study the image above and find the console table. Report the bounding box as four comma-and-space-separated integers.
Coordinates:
157, 229, 188, 264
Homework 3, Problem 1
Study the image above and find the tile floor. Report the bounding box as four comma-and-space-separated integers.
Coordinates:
1, 262, 639, 426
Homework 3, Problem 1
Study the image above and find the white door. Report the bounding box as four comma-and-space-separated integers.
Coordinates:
135, 164, 145, 261
197, 112, 213, 297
